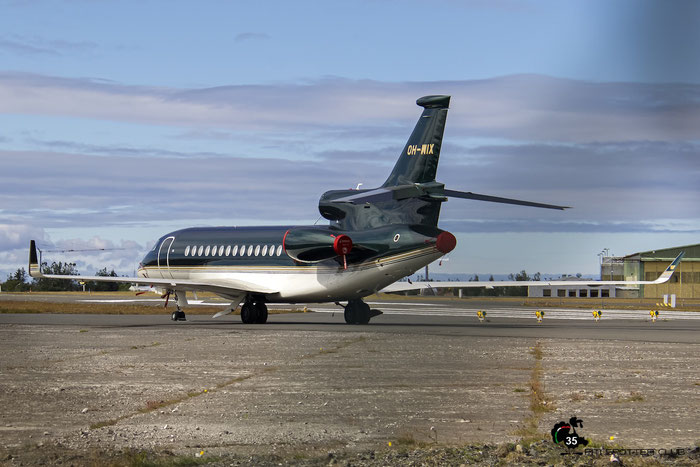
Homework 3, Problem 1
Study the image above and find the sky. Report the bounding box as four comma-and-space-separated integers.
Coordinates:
1, 0, 699, 280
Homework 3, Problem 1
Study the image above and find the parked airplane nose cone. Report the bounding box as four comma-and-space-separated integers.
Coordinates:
436, 231, 457, 254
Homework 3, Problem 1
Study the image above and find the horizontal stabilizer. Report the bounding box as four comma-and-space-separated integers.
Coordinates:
443, 189, 569, 210
331, 184, 569, 211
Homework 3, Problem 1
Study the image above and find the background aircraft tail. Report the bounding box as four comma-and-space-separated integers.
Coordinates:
383, 95, 450, 187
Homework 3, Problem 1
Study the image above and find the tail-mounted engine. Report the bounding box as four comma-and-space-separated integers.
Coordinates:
282, 225, 456, 269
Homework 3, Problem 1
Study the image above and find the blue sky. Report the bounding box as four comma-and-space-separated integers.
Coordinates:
1, 0, 699, 279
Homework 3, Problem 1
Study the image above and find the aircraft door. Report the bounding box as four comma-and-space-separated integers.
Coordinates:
157, 236, 175, 279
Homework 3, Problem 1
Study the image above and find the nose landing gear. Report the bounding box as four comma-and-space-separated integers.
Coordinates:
166, 291, 186, 321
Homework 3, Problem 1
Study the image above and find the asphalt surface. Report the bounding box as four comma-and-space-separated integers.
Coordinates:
0, 296, 698, 462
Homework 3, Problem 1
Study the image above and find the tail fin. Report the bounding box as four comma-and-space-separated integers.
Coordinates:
382, 95, 450, 187
29, 240, 43, 278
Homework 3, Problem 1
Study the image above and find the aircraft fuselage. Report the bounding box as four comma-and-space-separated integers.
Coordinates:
138, 224, 454, 303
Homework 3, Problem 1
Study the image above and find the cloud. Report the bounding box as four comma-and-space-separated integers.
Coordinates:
0, 35, 97, 56
1, 73, 699, 141
234, 32, 270, 43
0, 224, 47, 250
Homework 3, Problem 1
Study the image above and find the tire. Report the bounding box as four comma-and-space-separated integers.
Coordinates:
344, 307, 356, 324
345, 300, 370, 324
256, 303, 268, 324
241, 303, 253, 324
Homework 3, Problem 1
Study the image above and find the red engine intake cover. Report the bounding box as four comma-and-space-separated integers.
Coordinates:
333, 234, 353, 256
436, 231, 457, 254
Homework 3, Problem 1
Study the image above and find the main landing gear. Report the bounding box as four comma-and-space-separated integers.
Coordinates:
342, 299, 382, 325
240, 300, 268, 324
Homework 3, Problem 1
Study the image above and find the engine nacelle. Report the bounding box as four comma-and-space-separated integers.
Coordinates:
283, 228, 353, 263
282, 225, 455, 265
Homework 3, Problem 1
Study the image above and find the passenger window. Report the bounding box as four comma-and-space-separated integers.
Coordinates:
232, 245, 238, 256
269, 245, 275, 256
240, 246, 246, 256
276, 245, 282, 256
204, 246, 211, 256
225, 245, 231, 256
262, 245, 268, 256
198, 245, 204, 256
184, 246, 190, 256
218, 245, 224, 256
247, 245, 254, 256
254, 245, 260, 256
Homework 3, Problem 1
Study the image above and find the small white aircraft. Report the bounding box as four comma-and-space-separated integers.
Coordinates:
29, 95, 684, 324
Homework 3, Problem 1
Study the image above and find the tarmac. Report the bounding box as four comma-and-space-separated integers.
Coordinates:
0, 295, 698, 463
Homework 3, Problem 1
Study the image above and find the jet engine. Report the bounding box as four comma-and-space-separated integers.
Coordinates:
283, 228, 355, 263
282, 225, 456, 267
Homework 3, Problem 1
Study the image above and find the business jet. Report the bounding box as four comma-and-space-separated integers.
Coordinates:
28, 95, 684, 324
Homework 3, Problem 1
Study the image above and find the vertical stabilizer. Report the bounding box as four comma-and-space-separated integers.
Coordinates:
382, 95, 450, 187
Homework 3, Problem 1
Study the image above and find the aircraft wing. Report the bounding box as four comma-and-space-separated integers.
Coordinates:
380, 252, 684, 293
28, 240, 278, 297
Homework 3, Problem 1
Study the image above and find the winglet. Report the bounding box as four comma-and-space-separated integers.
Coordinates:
29, 240, 43, 278
652, 251, 685, 284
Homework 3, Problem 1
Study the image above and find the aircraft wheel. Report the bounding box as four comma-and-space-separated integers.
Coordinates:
344, 307, 356, 324
255, 303, 268, 324
241, 303, 254, 324
252, 302, 267, 324
171, 310, 186, 321
356, 302, 371, 325
344, 300, 370, 324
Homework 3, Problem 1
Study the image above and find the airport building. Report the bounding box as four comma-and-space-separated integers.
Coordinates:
528, 243, 700, 299
601, 243, 700, 299
528, 280, 617, 299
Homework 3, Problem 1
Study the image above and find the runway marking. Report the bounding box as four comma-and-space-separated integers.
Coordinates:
312, 306, 700, 320
79, 299, 225, 306
76, 299, 700, 320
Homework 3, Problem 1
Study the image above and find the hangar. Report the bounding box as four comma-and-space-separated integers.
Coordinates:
600, 243, 700, 299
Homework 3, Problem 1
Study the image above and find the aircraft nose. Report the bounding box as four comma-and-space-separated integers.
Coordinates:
436, 231, 457, 254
